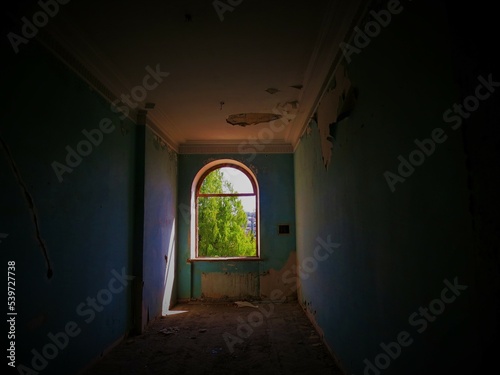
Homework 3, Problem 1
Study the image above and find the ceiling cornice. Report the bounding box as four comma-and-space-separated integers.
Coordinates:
178, 141, 293, 155
35, 29, 180, 152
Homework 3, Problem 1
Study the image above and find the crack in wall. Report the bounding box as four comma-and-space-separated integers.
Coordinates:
0, 135, 53, 279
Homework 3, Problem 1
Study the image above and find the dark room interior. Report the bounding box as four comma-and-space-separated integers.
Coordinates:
2, 1, 499, 374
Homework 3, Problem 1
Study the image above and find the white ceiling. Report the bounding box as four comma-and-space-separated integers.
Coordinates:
44, 0, 366, 153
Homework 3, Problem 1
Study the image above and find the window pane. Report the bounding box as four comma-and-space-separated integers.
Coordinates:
198, 196, 256, 257
200, 169, 225, 194
198, 167, 256, 194
220, 167, 254, 194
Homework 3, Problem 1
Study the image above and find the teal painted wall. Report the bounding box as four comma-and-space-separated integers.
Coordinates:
143, 128, 178, 321
294, 2, 477, 374
1, 42, 137, 374
177, 154, 296, 300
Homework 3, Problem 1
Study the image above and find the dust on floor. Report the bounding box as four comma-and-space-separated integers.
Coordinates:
81, 301, 344, 375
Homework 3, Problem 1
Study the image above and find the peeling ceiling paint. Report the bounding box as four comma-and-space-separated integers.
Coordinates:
40, 0, 366, 150
265, 88, 280, 94
226, 113, 283, 127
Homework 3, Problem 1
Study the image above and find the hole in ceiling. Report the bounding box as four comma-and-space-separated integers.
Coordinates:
226, 113, 282, 127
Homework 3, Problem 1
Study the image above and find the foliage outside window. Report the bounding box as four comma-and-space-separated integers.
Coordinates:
197, 166, 257, 258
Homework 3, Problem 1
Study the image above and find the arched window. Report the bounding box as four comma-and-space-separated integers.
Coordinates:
191, 160, 259, 259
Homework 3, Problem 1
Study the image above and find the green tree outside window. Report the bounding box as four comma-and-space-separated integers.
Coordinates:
197, 168, 256, 257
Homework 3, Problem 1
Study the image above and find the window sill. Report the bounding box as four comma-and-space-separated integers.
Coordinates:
188, 257, 262, 262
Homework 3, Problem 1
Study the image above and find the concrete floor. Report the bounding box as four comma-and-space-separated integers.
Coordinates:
81, 301, 344, 375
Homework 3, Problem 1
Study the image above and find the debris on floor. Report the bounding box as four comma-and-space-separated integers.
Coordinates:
82, 303, 343, 375
210, 347, 223, 356
158, 327, 179, 335
234, 301, 258, 308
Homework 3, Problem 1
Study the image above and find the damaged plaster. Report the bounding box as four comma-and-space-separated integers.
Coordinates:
226, 113, 282, 127
272, 100, 299, 125
260, 251, 297, 301
201, 272, 259, 299
226, 99, 300, 128
198, 251, 298, 301
153, 134, 177, 162
265, 88, 280, 94
316, 63, 357, 169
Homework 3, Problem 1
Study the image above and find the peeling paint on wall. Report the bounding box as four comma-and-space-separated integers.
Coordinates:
201, 272, 259, 299
152, 133, 177, 161
316, 63, 357, 169
260, 251, 297, 300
